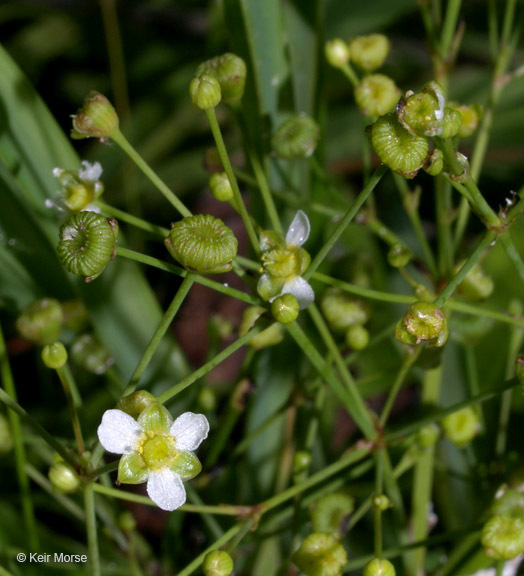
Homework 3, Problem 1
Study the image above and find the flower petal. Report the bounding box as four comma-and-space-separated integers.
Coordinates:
170, 412, 210, 451
147, 469, 186, 511
78, 160, 103, 182
285, 210, 310, 247
118, 452, 149, 484
97, 409, 142, 454
138, 403, 173, 435
281, 276, 315, 309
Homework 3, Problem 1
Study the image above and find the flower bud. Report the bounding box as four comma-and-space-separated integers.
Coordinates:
450, 103, 482, 138
271, 114, 320, 159
395, 301, 448, 348
292, 533, 347, 576
16, 298, 63, 345
368, 114, 429, 179
348, 34, 390, 72
271, 294, 300, 324
441, 407, 480, 447
165, 214, 238, 274
195, 53, 247, 105
0, 414, 13, 455
325, 39, 350, 68
320, 288, 369, 333
363, 558, 396, 576
117, 390, 157, 419
53, 161, 104, 211
455, 261, 493, 301
203, 550, 234, 576
354, 74, 401, 117
417, 423, 440, 448
71, 91, 119, 140
41, 342, 68, 370
345, 324, 369, 350
239, 306, 283, 349
189, 74, 222, 110
58, 212, 118, 282
422, 148, 444, 176
397, 82, 446, 137
373, 494, 391, 512
48, 460, 80, 493
71, 334, 113, 375
293, 450, 312, 475
440, 107, 463, 139
311, 493, 355, 535
118, 511, 137, 532
209, 172, 233, 202
387, 243, 412, 268
481, 515, 524, 560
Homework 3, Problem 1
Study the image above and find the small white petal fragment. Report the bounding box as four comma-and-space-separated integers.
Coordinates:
97, 409, 142, 454
281, 276, 315, 309
285, 210, 310, 247
78, 160, 103, 182
170, 412, 210, 451
147, 469, 186, 511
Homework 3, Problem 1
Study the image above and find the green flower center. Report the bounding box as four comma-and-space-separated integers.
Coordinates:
263, 248, 297, 278
141, 434, 176, 468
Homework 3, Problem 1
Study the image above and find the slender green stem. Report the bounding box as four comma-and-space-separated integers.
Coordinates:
435, 177, 454, 277
440, 0, 462, 58
85, 483, 101, 576
373, 450, 385, 557
0, 324, 38, 550
340, 62, 359, 88
495, 561, 504, 576
55, 363, 85, 453
96, 200, 168, 237
110, 129, 191, 218
124, 274, 195, 394
205, 108, 260, 252
366, 216, 412, 255
249, 150, 283, 234
501, 233, 524, 285
304, 165, 387, 280
156, 325, 264, 404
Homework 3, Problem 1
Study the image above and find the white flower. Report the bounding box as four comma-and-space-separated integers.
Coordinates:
257, 210, 315, 309
52, 161, 104, 212
97, 403, 209, 511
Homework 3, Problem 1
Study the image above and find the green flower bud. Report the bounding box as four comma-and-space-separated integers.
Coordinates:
441, 407, 480, 447
369, 114, 429, 179
195, 53, 247, 105
165, 214, 238, 274
189, 74, 222, 110
354, 74, 401, 117
209, 172, 233, 202
320, 288, 369, 333
481, 515, 524, 560
417, 423, 440, 448
345, 324, 369, 350
117, 391, 157, 419
271, 294, 300, 324
455, 260, 494, 301
348, 34, 390, 72
440, 107, 463, 139
490, 489, 524, 522
515, 355, 524, 386
312, 493, 355, 535
58, 211, 118, 282
373, 494, 391, 512
397, 82, 446, 137
118, 511, 136, 532
363, 558, 396, 576
239, 306, 283, 349
16, 298, 63, 345
71, 334, 113, 375
71, 91, 119, 140
325, 39, 350, 68
198, 387, 217, 412
293, 533, 347, 576
395, 301, 449, 348
387, 243, 412, 268
41, 342, 68, 369
422, 148, 444, 176
0, 414, 13, 455
203, 550, 234, 576
48, 460, 80, 493
293, 450, 312, 475
449, 102, 482, 138
271, 114, 320, 159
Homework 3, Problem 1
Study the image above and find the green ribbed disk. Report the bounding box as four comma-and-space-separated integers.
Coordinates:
165, 214, 238, 273
58, 211, 116, 279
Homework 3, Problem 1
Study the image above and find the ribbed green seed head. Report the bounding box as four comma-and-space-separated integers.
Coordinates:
481, 515, 524, 560
271, 114, 320, 159
16, 298, 63, 345
348, 34, 390, 72
320, 288, 369, 333
311, 493, 355, 535
395, 301, 448, 347
165, 214, 238, 274
355, 74, 400, 117
442, 407, 480, 447
292, 533, 347, 576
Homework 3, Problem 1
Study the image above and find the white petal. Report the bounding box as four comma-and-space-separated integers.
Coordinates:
97, 409, 142, 454
79, 160, 103, 182
285, 210, 310, 247
281, 276, 315, 309
147, 469, 186, 511
170, 412, 210, 451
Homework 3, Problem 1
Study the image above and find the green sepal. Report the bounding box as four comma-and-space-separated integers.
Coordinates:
257, 274, 286, 302
137, 402, 173, 435
260, 230, 285, 252
118, 452, 149, 484
171, 450, 202, 481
